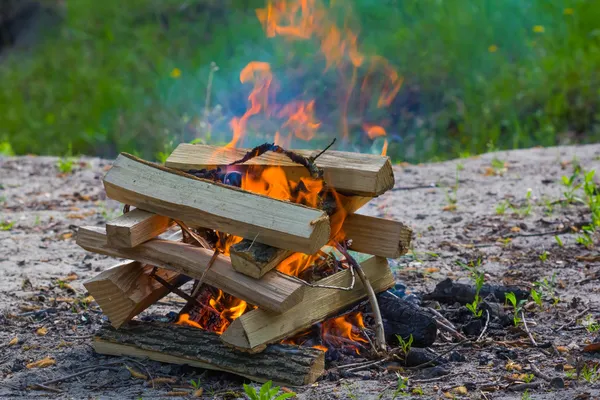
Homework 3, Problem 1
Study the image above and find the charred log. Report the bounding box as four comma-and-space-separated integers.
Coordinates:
423, 278, 529, 305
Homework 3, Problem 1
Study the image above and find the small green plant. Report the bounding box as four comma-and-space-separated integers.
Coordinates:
505, 292, 525, 326
396, 334, 413, 358
243, 381, 295, 400
576, 229, 595, 249
512, 188, 533, 217
56, 143, 75, 174
561, 173, 583, 204
530, 288, 543, 308
521, 389, 531, 400
496, 200, 509, 215
522, 374, 535, 383
34, 216, 41, 226
539, 250, 548, 262
458, 260, 484, 318
391, 374, 410, 399
444, 166, 460, 208
491, 157, 506, 173
554, 235, 564, 247
0, 220, 15, 231
411, 387, 424, 396
456, 162, 465, 171
190, 377, 201, 389
581, 364, 600, 384
534, 274, 560, 306
580, 314, 600, 334
155, 140, 175, 164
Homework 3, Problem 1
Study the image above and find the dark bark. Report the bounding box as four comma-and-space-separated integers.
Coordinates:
376, 292, 438, 348
94, 321, 325, 386
423, 278, 529, 305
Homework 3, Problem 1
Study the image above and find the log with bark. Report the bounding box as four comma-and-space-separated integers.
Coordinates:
230, 214, 412, 278
106, 208, 173, 248
165, 144, 395, 197
93, 321, 325, 386
103, 153, 330, 254
77, 226, 304, 313
423, 278, 529, 305
84, 261, 190, 329
220, 256, 395, 353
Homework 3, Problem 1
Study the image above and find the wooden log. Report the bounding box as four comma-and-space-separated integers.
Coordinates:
93, 321, 325, 386
103, 153, 330, 254
230, 240, 292, 279
165, 144, 395, 197
230, 215, 411, 279
344, 214, 412, 258
84, 261, 190, 329
76, 226, 304, 313
106, 209, 173, 248
220, 256, 394, 352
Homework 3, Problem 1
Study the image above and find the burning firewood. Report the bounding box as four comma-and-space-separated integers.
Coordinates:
166, 144, 394, 197
230, 214, 412, 279
220, 255, 394, 353
77, 226, 304, 313
93, 321, 325, 386
103, 153, 331, 254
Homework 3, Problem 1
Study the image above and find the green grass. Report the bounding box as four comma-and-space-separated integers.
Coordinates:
1, 0, 600, 162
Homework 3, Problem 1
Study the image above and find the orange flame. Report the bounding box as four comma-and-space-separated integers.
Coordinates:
226, 0, 400, 154
177, 289, 249, 335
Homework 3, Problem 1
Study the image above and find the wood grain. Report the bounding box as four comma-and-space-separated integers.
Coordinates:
106, 209, 173, 248
94, 321, 325, 386
103, 153, 330, 254
344, 214, 412, 258
77, 226, 304, 313
220, 256, 394, 352
166, 144, 395, 196
84, 261, 189, 328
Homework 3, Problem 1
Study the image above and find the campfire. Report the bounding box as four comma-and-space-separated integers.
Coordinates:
76, 0, 425, 386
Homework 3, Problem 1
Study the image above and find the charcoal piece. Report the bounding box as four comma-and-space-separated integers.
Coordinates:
462, 319, 483, 337
449, 351, 466, 362
376, 292, 437, 348
404, 347, 441, 367
417, 366, 448, 380
424, 278, 529, 305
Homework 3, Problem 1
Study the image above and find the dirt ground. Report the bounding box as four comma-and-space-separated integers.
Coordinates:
1, 144, 600, 399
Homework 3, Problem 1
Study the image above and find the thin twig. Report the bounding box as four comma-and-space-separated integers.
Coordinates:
529, 362, 551, 382
174, 220, 211, 249
406, 339, 471, 370
435, 320, 468, 342
41, 362, 123, 385
521, 312, 537, 347
477, 310, 490, 342
556, 307, 590, 331
286, 265, 355, 291
335, 242, 386, 354
122, 357, 155, 389
410, 371, 465, 383
345, 358, 387, 373
191, 249, 220, 298
310, 138, 337, 161
30, 384, 63, 393
427, 307, 458, 331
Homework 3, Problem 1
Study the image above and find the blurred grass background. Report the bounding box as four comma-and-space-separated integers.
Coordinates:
0, 0, 599, 163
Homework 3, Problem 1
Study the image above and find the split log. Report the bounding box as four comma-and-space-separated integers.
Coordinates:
230, 240, 292, 279
344, 214, 412, 258
166, 144, 395, 197
423, 278, 529, 305
94, 321, 325, 386
220, 256, 394, 352
76, 226, 304, 313
230, 215, 411, 278
106, 209, 173, 248
376, 292, 437, 348
84, 261, 190, 329
103, 153, 330, 254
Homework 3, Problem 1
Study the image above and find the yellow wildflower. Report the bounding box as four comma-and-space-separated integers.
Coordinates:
488, 44, 498, 53
564, 8, 574, 15
170, 68, 182, 79
533, 25, 545, 33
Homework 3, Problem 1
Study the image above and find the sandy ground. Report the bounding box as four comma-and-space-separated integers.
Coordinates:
1, 144, 600, 399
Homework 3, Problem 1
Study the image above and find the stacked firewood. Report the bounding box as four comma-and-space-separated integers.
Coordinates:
77, 143, 416, 385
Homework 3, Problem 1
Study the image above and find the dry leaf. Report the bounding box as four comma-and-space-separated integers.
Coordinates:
8, 337, 18, 346
193, 388, 204, 397
36, 327, 48, 336
583, 343, 600, 352
442, 204, 457, 212
453, 386, 468, 394
564, 364, 575, 371
19, 304, 40, 312
424, 267, 440, 274
67, 214, 85, 220
126, 366, 148, 380
82, 295, 95, 304
150, 377, 177, 385
443, 392, 454, 399
26, 357, 56, 369
23, 344, 40, 351
60, 232, 73, 240
556, 346, 569, 353
510, 226, 521, 233
505, 361, 522, 371
165, 392, 190, 397
64, 273, 78, 281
